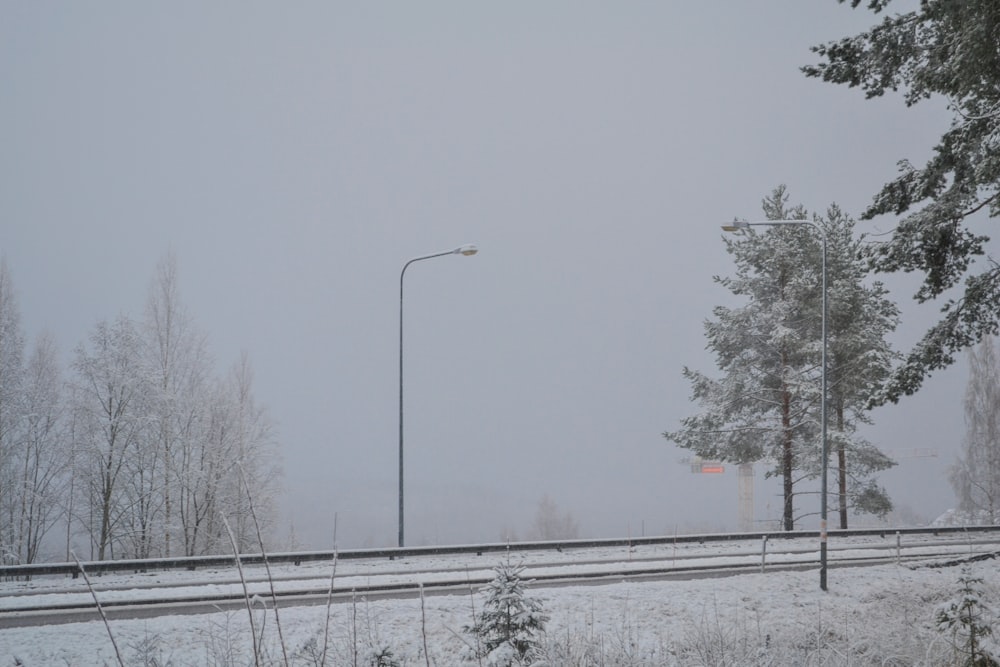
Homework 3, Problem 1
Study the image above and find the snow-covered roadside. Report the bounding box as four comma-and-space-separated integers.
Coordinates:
1, 534, 985, 612
1, 554, 996, 666
0, 541, 986, 613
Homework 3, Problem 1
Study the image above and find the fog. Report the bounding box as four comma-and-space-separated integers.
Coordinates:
1, 2, 971, 549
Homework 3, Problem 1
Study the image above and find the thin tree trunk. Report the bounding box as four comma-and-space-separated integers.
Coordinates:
781, 374, 794, 531
838, 446, 848, 529
837, 404, 848, 529
99, 481, 112, 561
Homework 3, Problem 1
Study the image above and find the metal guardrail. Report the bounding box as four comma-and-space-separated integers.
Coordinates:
2, 525, 997, 579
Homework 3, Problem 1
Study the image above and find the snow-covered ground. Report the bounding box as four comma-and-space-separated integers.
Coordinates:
1, 540, 997, 665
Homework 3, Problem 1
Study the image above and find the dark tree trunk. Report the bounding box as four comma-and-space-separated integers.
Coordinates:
838, 404, 848, 529
781, 378, 794, 531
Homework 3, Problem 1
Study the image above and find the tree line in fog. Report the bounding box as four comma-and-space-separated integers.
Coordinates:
0, 253, 281, 563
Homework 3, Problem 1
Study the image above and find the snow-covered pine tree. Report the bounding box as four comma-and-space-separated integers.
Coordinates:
823, 204, 898, 527
665, 189, 817, 531
665, 186, 898, 530
950, 336, 1000, 524
936, 567, 999, 667
465, 560, 548, 666
804, 1, 1000, 404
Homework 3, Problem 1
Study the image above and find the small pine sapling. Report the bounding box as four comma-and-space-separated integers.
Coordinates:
936, 568, 1000, 667
363, 645, 400, 667
464, 560, 549, 666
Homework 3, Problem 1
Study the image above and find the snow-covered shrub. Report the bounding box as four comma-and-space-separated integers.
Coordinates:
125, 628, 174, 667
936, 567, 999, 667
464, 560, 549, 666
361, 644, 400, 667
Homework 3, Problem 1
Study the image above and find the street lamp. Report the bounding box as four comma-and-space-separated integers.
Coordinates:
398, 244, 478, 548
722, 219, 829, 591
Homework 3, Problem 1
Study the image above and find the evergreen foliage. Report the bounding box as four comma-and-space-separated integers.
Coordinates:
804, 0, 1000, 403
364, 646, 400, 667
665, 187, 897, 530
936, 567, 1000, 667
951, 336, 1000, 524
465, 560, 549, 666
823, 203, 900, 525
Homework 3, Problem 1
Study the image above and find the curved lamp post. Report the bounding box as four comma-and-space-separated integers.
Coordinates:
399, 244, 478, 547
722, 220, 828, 591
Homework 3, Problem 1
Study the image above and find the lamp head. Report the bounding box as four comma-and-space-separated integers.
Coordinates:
456, 244, 478, 256
721, 221, 750, 233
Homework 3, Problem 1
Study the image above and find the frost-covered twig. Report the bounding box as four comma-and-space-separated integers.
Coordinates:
320, 518, 339, 666
222, 514, 261, 667
466, 569, 483, 667
72, 551, 125, 667
240, 463, 290, 667
351, 589, 359, 667
419, 583, 431, 667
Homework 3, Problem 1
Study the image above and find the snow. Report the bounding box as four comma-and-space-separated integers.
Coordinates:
1, 539, 997, 665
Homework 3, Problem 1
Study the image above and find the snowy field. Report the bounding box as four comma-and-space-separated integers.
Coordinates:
1, 542, 997, 666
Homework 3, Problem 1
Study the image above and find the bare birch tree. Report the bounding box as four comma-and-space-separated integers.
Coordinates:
178, 375, 236, 555
0, 260, 26, 561
529, 494, 579, 541
24, 254, 285, 560
221, 352, 281, 552
143, 252, 210, 556
70, 315, 149, 560
12, 333, 66, 563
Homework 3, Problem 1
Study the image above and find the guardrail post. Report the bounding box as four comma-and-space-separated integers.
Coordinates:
896, 531, 901, 564
761, 535, 768, 573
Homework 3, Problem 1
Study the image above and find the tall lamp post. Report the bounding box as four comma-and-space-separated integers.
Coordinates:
398, 244, 478, 548
722, 219, 829, 591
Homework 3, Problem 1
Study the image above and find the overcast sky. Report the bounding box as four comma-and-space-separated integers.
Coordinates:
1, 2, 979, 549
